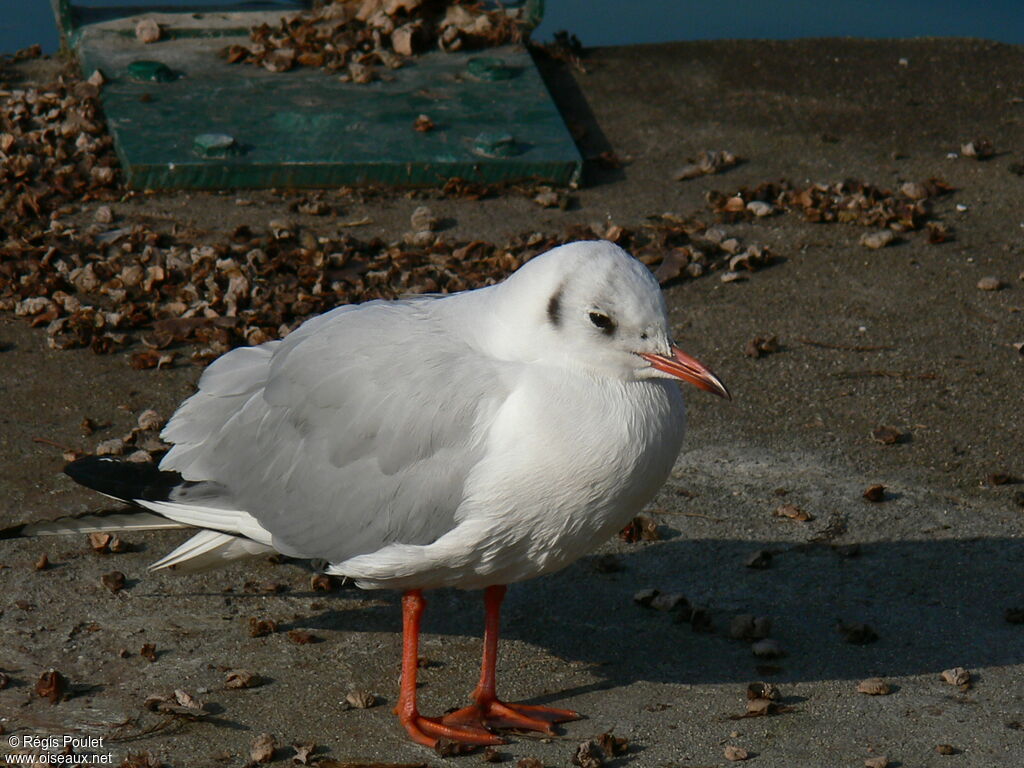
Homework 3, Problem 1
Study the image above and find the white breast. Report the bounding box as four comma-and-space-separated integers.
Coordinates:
333, 368, 686, 590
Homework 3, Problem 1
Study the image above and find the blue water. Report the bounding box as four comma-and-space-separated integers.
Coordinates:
3, 0, 1023, 56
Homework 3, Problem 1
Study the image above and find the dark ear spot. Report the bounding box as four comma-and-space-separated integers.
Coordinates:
547, 287, 563, 327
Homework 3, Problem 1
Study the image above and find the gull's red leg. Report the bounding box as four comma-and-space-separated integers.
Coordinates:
442, 585, 580, 733
393, 589, 504, 747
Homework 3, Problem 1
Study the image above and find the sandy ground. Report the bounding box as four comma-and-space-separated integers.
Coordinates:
2, 37, 1024, 767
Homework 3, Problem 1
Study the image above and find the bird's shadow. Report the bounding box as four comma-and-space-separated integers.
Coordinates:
295, 535, 1024, 690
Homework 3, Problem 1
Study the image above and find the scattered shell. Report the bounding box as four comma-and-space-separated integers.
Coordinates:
745, 335, 779, 358
673, 150, 739, 181
863, 484, 886, 502
940, 667, 971, 687
864, 757, 889, 768
287, 629, 319, 644
618, 513, 660, 543
310, 573, 337, 592
95, 438, 126, 456
225, 669, 260, 689
856, 677, 892, 695
746, 681, 780, 701
95, 206, 113, 224
250, 732, 277, 764
101, 570, 126, 592
960, 138, 994, 159
344, 689, 378, 709
861, 230, 895, 249
533, 187, 562, 209
899, 181, 929, 200
572, 740, 604, 768
976, 276, 1003, 291
724, 745, 750, 761
649, 592, 689, 612
291, 742, 316, 765
746, 200, 773, 217
773, 503, 813, 522
36, 669, 67, 704
410, 206, 438, 233
248, 617, 278, 637
135, 18, 161, 44
633, 588, 660, 608
871, 426, 904, 445
89, 532, 114, 553
413, 113, 435, 132
34, 553, 50, 571
137, 409, 162, 431
143, 688, 209, 717
595, 731, 629, 757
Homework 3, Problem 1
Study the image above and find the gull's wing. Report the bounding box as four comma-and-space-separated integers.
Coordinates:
160, 297, 513, 564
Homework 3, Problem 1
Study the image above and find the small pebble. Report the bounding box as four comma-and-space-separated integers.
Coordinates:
899, 182, 928, 200
633, 588, 659, 608
977, 276, 1002, 291
940, 667, 971, 687
724, 745, 750, 761
746, 681, 780, 701
936, 744, 958, 755
871, 426, 903, 445
101, 570, 126, 593
751, 638, 783, 658
344, 689, 377, 709
135, 18, 161, 43
250, 732, 276, 764
856, 677, 892, 695
410, 205, 438, 232
746, 200, 773, 217
863, 484, 886, 502
773, 503, 813, 522
572, 740, 604, 768
861, 230, 895, 249
864, 757, 889, 768
650, 592, 688, 612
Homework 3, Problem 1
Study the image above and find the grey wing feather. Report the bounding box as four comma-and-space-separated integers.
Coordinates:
160, 297, 512, 564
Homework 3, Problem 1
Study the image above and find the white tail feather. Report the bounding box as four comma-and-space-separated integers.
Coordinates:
136, 499, 274, 545
18, 512, 189, 536
149, 529, 275, 573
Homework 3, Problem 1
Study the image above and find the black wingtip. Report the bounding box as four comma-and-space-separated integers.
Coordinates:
64, 455, 184, 503
0, 523, 27, 540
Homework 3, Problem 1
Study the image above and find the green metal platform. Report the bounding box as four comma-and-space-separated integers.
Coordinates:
52, 2, 582, 189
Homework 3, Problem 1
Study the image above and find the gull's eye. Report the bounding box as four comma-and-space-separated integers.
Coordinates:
589, 312, 615, 334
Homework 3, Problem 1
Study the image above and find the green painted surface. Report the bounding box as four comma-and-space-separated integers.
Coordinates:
56, 2, 579, 189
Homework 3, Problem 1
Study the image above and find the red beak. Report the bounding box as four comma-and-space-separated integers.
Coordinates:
639, 346, 731, 399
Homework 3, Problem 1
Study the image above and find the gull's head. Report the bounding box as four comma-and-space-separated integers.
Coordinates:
492, 240, 729, 398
